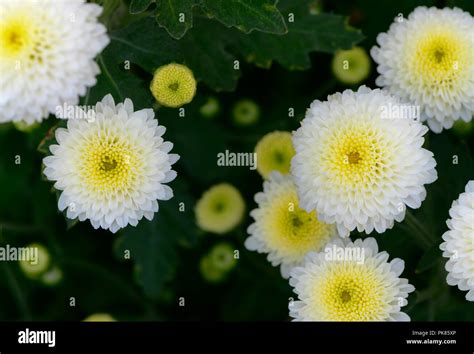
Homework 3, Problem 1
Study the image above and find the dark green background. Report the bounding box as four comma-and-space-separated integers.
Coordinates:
0, 0, 472, 321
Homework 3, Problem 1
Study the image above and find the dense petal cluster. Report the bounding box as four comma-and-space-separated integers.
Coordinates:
43, 94, 179, 233
371, 7, 474, 132
289, 237, 415, 321
0, 0, 109, 123
440, 181, 474, 301
292, 86, 437, 237
245, 172, 337, 278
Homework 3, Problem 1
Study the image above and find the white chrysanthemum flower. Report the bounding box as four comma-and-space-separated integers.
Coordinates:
0, 0, 109, 124
292, 87, 437, 238
245, 172, 337, 278
371, 7, 474, 133
440, 181, 474, 301
289, 237, 415, 321
43, 94, 180, 233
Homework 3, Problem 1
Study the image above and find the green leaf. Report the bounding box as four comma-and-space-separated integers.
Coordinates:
155, 0, 196, 39
201, 0, 287, 34
114, 180, 197, 298
86, 46, 157, 110
104, 14, 361, 93
105, 17, 240, 91
236, 13, 363, 69
89, 17, 180, 107
90, 18, 192, 100
130, 0, 154, 14
108, 18, 180, 73
180, 19, 241, 91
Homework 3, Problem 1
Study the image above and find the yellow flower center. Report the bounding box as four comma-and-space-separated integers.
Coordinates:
79, 135, 141, 196
0, 12, 54, 66
322, 122, 389, 189
5, 27, 25, 51
317, 263, 387, 321
413, 31, 468, 88
1, 16, 31, 57
263, 190, 333, 260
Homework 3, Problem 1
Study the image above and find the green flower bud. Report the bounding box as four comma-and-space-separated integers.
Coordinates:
18, 243, 51, 278
255, 131, 295, 179
150, 63, 197, 108
195, 183, 245, 234
232, 99, 260, 126
199, 255, 226, 283
332, 47, 371, 85
208, 243, 237, 273
199, 96, 220, 118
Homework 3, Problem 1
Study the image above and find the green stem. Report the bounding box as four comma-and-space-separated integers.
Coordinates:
98, 55, 123, 102
83, 87, 91, 106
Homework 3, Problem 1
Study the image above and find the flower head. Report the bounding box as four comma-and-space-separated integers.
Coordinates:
232, 99, 260, 126
195, 183, 245, 234
245, 172, 337, 278
292, 86, 437, 237
0, 0, 109, 124
150, 63, 197, 108
332, 47, 371, 85
289, 237, 415, 321
371, 7, 474, 132
440, 181, 474, 301
255, 131, 295, 179
43, 94, 179, 233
